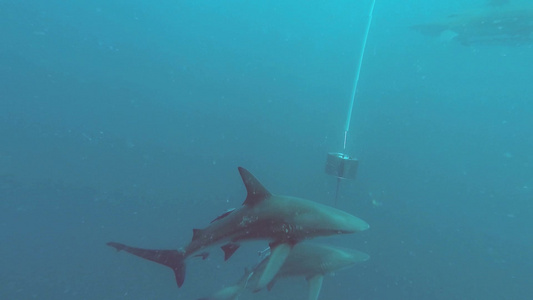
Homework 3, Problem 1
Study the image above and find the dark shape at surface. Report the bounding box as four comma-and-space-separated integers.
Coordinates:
412, 5, 533, 46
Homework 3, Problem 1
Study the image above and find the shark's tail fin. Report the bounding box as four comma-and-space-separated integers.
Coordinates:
107, 242, 186, 287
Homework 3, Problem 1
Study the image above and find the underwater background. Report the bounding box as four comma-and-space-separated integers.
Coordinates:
1, 0, 532, 299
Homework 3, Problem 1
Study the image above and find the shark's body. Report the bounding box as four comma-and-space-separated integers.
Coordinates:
107, 167, 369, 289
412, 5, 533, 46
199, 243, 370, 300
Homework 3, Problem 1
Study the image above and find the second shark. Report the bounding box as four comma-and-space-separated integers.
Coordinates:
199, 243, 370, 300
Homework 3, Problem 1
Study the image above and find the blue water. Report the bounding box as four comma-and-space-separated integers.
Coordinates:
1, 0, 532, 299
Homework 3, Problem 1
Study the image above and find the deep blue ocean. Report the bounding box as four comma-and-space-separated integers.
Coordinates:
1, 0, 532, 299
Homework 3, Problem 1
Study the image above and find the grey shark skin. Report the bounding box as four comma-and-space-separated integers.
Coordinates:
107, 167, 369, 288
199, 243, 370, 300
411, 5, 533, 46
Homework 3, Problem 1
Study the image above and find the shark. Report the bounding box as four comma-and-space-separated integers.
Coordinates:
107, 167, 369, 289
198, 243, 370, 300
411, 4, 533, 46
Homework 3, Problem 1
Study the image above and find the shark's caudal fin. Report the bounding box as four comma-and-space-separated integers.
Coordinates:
107, 242, 186, 287
238, 167, 272, 206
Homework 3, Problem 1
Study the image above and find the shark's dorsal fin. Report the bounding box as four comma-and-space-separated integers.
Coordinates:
238, 167, 272, 206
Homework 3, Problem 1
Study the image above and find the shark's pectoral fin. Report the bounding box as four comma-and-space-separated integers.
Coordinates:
221, 243, 240, 261
106, 242, 187, 287
238, 167, 272, 206
306, 275, 324, 300
256, 243, 292, 290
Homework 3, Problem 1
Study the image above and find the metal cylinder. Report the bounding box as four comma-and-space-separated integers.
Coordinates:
325, 152, 358, 180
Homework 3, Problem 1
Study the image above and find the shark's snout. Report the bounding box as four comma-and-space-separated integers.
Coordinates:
347, 215, 370, 232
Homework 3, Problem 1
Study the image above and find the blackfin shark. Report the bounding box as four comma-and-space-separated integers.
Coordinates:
107, 167, 369, 289
411, 3, 533, 46
199, 243, 370, 300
